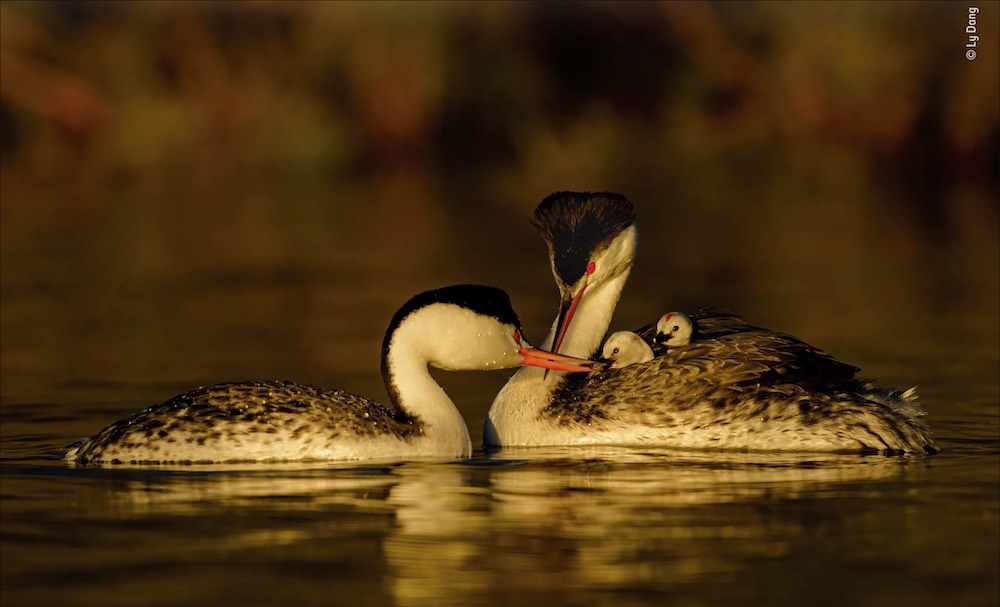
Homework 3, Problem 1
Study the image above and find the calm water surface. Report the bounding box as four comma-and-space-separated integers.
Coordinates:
2, 176, 998, 606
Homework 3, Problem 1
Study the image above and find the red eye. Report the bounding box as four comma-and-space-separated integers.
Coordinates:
513, 330, 521, 344
586, 262, 596, 275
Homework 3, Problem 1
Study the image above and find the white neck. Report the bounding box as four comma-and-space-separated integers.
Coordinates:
384, 333, 473, 458
485, 269, 631, 446
539, 270, 631, 358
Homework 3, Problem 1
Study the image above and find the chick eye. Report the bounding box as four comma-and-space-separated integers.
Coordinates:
673, 325, 680, 332
513, 329, 522, 345
586, 261, 596, 275
613, 347, 620, 354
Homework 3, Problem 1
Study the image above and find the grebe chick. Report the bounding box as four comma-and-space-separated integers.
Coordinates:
66, 285, 597, 465
600, 331, 654, 368
654, 312, 694, 347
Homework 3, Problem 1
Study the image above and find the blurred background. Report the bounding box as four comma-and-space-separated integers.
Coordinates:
0, 0, 997, 436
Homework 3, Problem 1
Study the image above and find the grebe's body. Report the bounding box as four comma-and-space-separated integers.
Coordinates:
67, 285, 596, 465
65, 380, 440, 463
486, 192, 935, 454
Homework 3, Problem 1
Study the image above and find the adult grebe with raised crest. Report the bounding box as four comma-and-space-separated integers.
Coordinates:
66, 285, 597, 465
485, 192, 935, 454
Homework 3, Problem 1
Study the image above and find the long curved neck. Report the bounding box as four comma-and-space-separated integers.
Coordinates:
382, 337, 472, 457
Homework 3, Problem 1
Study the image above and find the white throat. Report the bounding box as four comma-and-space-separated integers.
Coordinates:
384, 322, 473, 458
539, 270, 632, 358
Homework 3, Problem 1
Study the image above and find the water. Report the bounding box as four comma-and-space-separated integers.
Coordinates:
1, 173, 998, 606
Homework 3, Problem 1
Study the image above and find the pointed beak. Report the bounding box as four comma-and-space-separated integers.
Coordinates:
551, 282, 588, 355
519, 346, 599, 373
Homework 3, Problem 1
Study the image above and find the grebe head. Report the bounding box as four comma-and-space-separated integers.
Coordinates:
381, 285, 599, 374
600, 331, 654, 369
654, 311, 694, 347
531, 192, 637, 354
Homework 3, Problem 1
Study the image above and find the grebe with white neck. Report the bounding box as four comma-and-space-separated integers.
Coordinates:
66, 285, 597, 465
485, 192, 935, 454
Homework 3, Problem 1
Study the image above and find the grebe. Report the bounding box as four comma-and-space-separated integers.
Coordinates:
654, 312, 694, 348
485, 192, 935, 454
66, 285, 597, 464
600, 331, 654, 368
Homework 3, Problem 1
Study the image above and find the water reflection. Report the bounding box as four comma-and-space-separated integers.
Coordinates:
384, 451, 924, 605
384, 464, 491, 607
487, 446, 915, 501
0, 444, 958, 607
95, 463, 398, 516
472, 449, 921, 602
